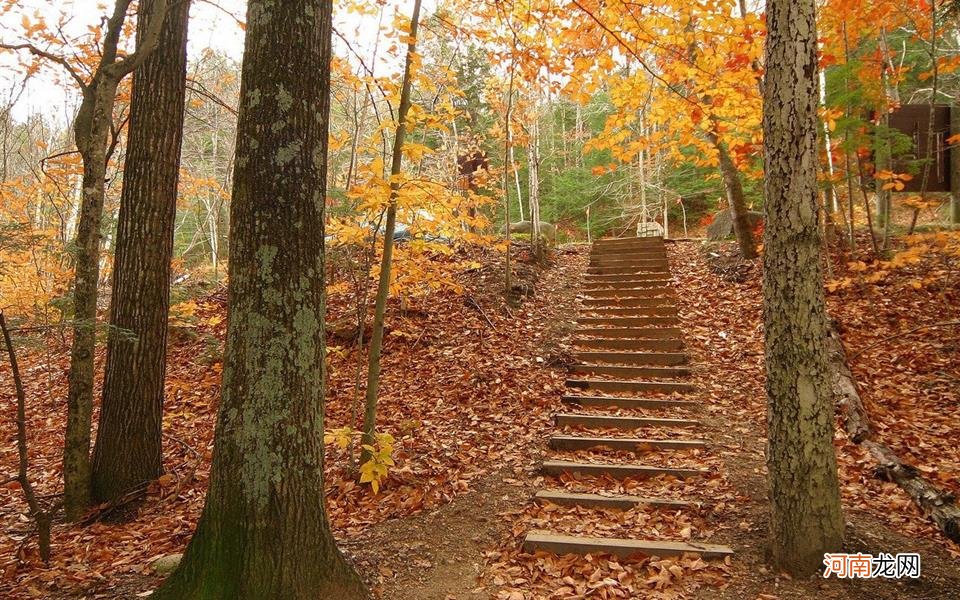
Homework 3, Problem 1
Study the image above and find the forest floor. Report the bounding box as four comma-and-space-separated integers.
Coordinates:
2, 234, 959, 599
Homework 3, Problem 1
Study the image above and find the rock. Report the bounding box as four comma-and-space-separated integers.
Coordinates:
151, 553, 183, 575
636, 221, 664, 237
706, 208, 763, 241
508, 220, 557, 245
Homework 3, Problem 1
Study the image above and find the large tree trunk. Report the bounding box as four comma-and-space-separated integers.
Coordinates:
153, 1, 368, 597
708, 131, 758, 259
91, 0, 191, 504
762, 0, 844, 576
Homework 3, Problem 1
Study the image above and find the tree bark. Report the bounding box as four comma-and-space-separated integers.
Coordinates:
63, 0, 171, 521
762, 0, 844, 576
153, 0, 368, 597
91, 0, 191, 505
707, 130, 758, 259
952, 105, 960, 224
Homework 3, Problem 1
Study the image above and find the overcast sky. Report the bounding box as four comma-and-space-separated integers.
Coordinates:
1, 0, 423, 124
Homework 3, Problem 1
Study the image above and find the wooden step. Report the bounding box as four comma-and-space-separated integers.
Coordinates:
542, 460, 706, 479
573, 338, 684, 352
583, 279, 673, 290
575, 351, 687, 366
582, 289, 672, 300
590, 258, 669, 268
580, 306, 678, 318
580, 297, 676, 309
534, 490, 693, 510
549, 435, 707, 451
590, 249, 668, 264
571, 364, 690, 379
566, 379, 696, 394
587, 266, 669, 275
594, 236, 664, 244
577, 327, 683, 340
593, 239, 665, 250
554, 413, 699, 428
583, 280, 669, 291
577, 316, 680, 327
584, 272, 671, 281
562, 395, 697, 409
523, 531, 733, 559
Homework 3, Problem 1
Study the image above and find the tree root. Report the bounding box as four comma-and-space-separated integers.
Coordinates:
826, 322, 960, 544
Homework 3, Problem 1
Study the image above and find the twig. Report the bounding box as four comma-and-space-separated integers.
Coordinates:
848, 320, 960, 362
1, 311, 52, 564
162, 432, 201, 462
465, 295, 497, 331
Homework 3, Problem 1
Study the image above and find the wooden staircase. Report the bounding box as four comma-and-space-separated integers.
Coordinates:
522, 236, 734, 560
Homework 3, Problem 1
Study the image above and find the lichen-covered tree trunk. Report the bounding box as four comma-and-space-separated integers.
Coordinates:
153, 1, 368, 597
91, 0, 191, 504
762, 0, 844, 576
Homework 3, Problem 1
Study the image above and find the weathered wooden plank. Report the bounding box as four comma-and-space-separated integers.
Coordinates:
587, 266, 670, 275
580, 296, 676, 308
571, 364, 691, 379
579, 306, 679, 318
583, 280, 670, 291
561, 395, 696, 409
566, 379, 696, 394
574, 351, 687, 366
554, 413, 699, 428
522, 531, 733, 559
576, 327, 683, 340
583, 272, 670, 281
582, 289, 673, 300
590, 258, 669, 268
534, 490, 693, 510
576, 316, 680, 327
573, 338, 684, 352
541, 460, 706, 479
549, 435, 707, 451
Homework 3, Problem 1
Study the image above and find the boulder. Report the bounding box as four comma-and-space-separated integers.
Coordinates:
151, 553, 183, 575
706, 208, 763, 241
508, 220, 557, 245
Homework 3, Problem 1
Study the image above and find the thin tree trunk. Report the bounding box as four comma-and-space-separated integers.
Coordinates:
818, 63, 838, 214
842, 20, 856, 250
503, 30, 517, 299
153, 0, 368, 596
951, 105, 960, 224
708, 130, 758, 259
359, 0, 422, 465
528, 104, 543, 259
510, 143, 524, 221
91, 0, 190, 505
908, 5, 939, 236
762, 0, 844, 576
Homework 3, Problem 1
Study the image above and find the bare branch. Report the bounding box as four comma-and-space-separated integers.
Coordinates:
0, 42, 88, 89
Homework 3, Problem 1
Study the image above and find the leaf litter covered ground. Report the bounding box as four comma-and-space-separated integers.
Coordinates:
3, 238, 960, 599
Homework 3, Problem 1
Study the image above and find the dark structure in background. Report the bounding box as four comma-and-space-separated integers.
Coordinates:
887, 104, 952, 193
